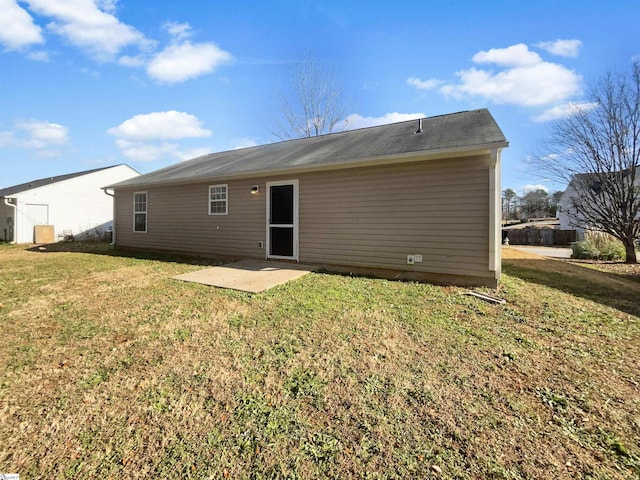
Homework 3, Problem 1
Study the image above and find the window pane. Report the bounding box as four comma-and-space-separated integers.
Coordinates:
210, 201, 226, 214
211, 188, 226, 200
209, 185, 227, 214
134, 213, 146, 232
134, 193, 147, 212
270, 185, 293, 224
270, 227, 293, 256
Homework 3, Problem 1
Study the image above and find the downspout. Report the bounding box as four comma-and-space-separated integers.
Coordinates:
3, 197, 17, 244
488, 148, 503, 284
102, 188, 116, 245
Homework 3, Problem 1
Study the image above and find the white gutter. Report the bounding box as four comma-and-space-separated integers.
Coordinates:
3, 197, 17, 244
102, 188, 116, 245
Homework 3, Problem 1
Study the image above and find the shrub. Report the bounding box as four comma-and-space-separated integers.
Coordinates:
571, 240, 601, 259
572, 232, 626, 261
599, 240, 626, 260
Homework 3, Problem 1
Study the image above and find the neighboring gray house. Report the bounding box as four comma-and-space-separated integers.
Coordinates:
108, 109, 508, 287
0, 164, 139, 244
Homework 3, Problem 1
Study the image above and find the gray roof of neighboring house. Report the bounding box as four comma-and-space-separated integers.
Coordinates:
564, 168, 640, 196
110, 109, 508, 189
0, 164, 132, 197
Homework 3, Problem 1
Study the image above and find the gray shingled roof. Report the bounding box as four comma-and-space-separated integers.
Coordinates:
0, 165, 129, 197
110, 109, 507, 189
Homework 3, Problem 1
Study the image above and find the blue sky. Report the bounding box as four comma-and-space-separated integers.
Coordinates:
1, 0, 638, 194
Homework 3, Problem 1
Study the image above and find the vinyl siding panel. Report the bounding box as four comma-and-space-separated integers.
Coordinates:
114, 154, 492, 280
298, 156, 490, 277
115, 180, 267, 258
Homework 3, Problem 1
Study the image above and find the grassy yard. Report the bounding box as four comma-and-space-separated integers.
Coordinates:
0, 243, 638, 479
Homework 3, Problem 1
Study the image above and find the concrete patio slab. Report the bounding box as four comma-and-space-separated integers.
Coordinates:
172, 259, 315, 293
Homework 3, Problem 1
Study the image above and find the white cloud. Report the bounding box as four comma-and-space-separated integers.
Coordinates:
26, 50, 49, 61
147, 41, 233, 83
472, 43, 542, 67
343, 112, 425, 130
536, 39, 582, 58
118, 54, 146, 67
435, 43, 582, 107
1, 5, 232, 84
406, 77, 442, 90
447, 63, 580, 106
232, 137, 259, 150
163, 21, 192, 41
0, 119, 69, 156
25, 0, 152, 61
108, 111, 212, 141
108, 111, 212, 162
15, 120, 69, 148
113, 139, 177, 162
0, 0, 43, 50
116, 21, 232, 83
522, 184, 548, 193
112, 140, 212, 163
175, 146, 211, 161
95, 0, 117, 14
533, 102, 598, 122
0, 131, 14, 146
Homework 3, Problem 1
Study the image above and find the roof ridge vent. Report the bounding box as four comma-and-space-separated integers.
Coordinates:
414, 118, 423, 134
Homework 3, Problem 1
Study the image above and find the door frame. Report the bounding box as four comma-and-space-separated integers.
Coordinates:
265, 179, 299, 261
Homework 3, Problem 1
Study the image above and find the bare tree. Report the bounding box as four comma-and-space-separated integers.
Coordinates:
533, 61, 640, 263
274, 54, 348, 140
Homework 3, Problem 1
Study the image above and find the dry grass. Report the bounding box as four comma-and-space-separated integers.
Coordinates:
1, 243, 639, 479
570, 260, 640, 284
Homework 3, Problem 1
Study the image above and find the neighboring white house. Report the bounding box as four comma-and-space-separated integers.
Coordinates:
558, 177, 586, 239
558, 171, 640, 240
0, 164, 139, 244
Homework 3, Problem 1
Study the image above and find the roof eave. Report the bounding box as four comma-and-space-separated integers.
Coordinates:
109, 141, 509, 190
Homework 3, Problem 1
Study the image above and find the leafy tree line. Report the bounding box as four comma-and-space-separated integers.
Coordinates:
502, 188, 563, 221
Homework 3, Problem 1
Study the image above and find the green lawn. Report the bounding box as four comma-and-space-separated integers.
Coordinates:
0, 243, 638, 479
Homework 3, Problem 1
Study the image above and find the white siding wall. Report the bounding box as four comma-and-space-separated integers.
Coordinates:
557, 184, 585, 239
12, 165, 138, 243
558, 176, 640, 241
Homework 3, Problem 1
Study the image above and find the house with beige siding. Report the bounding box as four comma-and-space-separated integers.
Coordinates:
107, 109, 508, 287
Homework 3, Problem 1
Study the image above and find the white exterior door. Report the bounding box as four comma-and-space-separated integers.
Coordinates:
266, 180, 298, 261
23, 203, 49, 243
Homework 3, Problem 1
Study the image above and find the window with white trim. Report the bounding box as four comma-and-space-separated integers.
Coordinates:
209, 184, 228, 215
133, 191, 147, 232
